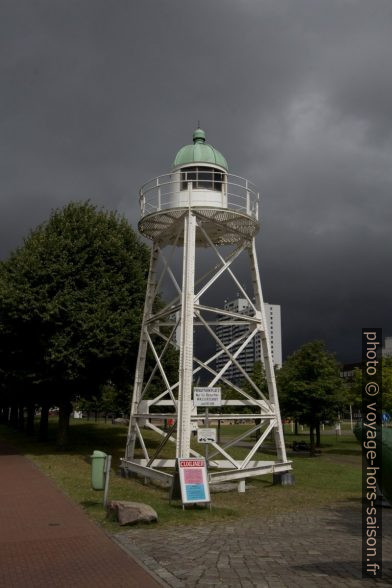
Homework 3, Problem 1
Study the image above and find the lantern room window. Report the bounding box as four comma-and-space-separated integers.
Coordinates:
181, 166, 224, 191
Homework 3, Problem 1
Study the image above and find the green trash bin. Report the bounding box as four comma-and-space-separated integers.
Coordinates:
91, 450, 107, 490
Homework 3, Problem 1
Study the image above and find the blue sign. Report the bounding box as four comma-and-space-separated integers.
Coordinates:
185, 483, 206, 502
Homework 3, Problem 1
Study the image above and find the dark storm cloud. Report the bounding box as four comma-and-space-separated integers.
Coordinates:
1, 0, 391, 360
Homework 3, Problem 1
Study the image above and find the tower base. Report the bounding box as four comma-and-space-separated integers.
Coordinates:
125, 208, 291, 491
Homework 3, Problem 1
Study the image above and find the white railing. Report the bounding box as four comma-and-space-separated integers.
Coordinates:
139, 172, 259, 220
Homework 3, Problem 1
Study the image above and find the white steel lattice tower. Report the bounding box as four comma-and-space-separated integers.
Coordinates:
122, 128, 292, 487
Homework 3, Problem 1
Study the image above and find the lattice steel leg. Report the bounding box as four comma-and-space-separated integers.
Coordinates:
126, 244, 159, 460
248, 239, 287, 463
176, 211, 196, 458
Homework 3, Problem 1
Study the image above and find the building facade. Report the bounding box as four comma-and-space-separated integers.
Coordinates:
215, 298, 282, 381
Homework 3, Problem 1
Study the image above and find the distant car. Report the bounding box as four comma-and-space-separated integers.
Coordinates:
113, 417, 129, 425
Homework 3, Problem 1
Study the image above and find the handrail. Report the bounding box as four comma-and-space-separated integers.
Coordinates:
138, 172, 259, 221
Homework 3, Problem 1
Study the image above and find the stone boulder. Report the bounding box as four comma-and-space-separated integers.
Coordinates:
107, 501, 158, 526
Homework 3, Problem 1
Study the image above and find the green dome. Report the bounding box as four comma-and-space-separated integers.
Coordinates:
173, 128, 228, 171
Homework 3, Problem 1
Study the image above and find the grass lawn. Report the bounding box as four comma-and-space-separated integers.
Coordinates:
0, 419, 361, 532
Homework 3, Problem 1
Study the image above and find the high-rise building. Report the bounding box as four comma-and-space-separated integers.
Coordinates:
215, 298, 282, 381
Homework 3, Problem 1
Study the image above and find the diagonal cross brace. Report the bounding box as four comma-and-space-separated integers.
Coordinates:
197, 312, 269, 403
146, 332, 177, 407
240, 420, 276, 469
156, 243, 247, 319
197, 223, 256, 312
140, 320, 180, 401
195, 240, 246, 300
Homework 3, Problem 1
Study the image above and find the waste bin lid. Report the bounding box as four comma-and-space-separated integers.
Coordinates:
91, 450, 107, 458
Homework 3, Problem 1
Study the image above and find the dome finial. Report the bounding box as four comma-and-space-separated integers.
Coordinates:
173, 128, 228, 170
193, 126, 206, 144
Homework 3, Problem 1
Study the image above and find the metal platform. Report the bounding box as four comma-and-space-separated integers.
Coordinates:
138, 172, 259, 245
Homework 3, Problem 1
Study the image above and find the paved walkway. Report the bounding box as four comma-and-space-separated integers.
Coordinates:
2, 439, 391, 588
0, 442, 162, 588
115, 504, 392, 588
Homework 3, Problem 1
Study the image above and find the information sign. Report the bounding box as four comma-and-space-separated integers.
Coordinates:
197, 428, 217, 444
177, 458, 210, 504
193, 387, 221, 407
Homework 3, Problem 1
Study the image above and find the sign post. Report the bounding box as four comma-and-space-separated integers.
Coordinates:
205, 407, 209, 464
103, 455, 112, 508
193, 387, 221, 467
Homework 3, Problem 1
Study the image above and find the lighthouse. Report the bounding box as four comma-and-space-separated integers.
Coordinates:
122, 128, 292, 488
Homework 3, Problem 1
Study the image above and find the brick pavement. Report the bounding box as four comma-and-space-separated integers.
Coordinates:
115, 504, 392, 588
0, 442, 163, 588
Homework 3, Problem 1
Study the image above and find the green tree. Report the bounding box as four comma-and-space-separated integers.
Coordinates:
277, 340, 345, 451
346, 368, 362, 412
384, 358, 392, 414
348, 358, 392, 415
241, 361, 268, 437
75, 382, 132, 418
242, 361, 268, 398
0, 202, 150, 448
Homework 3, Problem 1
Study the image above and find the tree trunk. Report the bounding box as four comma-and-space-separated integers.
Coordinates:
39, 402, 49, 441
57, 400, 72, 450
0, 406, 9, 424
315, 418, 321, 448
294, 419, 298, 436
26, 402, 35, 436
18, 402, 25, 431
309, 420, 315, 455
9, 403, 18, 428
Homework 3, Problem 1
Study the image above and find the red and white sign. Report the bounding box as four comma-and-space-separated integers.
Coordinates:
178, 458, 210, 504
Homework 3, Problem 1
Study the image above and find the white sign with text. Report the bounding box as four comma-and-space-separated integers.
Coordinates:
193, 387, 221, 407
197, 428, 217, 444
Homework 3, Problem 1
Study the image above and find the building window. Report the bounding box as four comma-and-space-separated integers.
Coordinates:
181, 166, 224, 191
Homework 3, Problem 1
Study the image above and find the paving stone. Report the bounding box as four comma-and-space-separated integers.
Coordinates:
114, 502, 392, 588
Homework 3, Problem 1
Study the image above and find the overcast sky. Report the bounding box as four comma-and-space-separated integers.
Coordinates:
1, 0, 391, 362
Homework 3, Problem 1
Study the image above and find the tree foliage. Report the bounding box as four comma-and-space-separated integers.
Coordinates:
277, 340, 345, 449
347, 358, 392, 414
242, 361, 268, 399
0, 202, 150, 447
